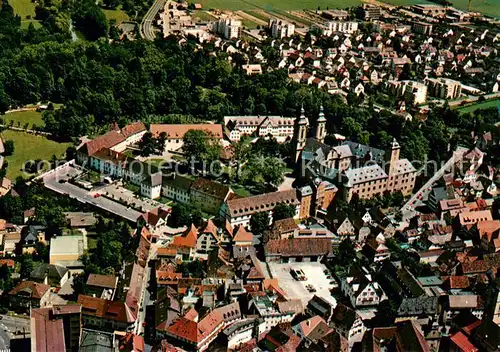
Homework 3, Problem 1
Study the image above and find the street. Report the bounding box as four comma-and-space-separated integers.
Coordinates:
0, 315, 30, 350
141, 0, 168, 40
42, 164, 142, 222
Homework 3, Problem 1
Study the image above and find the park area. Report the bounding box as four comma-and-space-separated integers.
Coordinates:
1, 130, 71, 180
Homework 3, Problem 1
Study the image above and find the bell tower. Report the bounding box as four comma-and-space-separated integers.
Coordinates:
385, 138, 401, 175
294, 104, 309, 163
315, 105, 327, 144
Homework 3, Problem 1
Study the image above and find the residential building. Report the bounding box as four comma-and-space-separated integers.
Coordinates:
412, 21, 433, 35
150, 124, 223, 153
292, 315, 332, 347
224, 115, 295, 142
30, 263, 70, 287
329, 303, 366, 346
248, 292, 295, 332
315, 21, 359, 35
426, 77, 462, 99
9, 281, 50, 312
77, 295, 136, 332
86, 274, 117, 299
340, 267, 387, 308
30, 305, 82, 352
161, 174, 192, 205
212, 17, 241, 39
385, 80, 428, 105
64, 212, 97, 228
269, 18, 295, 38
190, 178, 232, 215
241, 64, 262, 75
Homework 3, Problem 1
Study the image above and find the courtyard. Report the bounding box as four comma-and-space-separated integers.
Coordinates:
267, 261, 337, 307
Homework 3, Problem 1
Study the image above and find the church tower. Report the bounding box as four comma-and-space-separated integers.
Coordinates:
385, 138, 401, 176
315, 105, 327, 144
294, 105, 309, 164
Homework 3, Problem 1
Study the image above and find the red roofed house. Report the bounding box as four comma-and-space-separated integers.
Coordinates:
233, 225, 255, 259
31, 305, 82, 352
293, 315, 332, 346
170, 224, 198, 261
150, 124, 223, 153
197, 219, 220, 254
265, 238, 332, 263
9, 281, 50, 312
77, 294, 136, 331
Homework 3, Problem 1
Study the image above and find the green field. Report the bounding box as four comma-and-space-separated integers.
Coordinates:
2, 110, 44, 129
457, 99, 500, 113
198, 0, 497, 16
1, 130, 70, 180
102, 9, 130, 23
9, 0, 36, 19
192, 10, 217, 21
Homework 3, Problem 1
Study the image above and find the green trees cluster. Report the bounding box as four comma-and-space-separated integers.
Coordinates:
168, 203, 203, 228
183, 129, 222, 170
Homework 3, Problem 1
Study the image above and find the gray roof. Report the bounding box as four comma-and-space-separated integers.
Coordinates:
30, 263, 68, 281
344, 164, 388, 186
162, 175, 193, 191
343, 141, 385, 163
79, 329, 114, 352
397, 296, 439, 317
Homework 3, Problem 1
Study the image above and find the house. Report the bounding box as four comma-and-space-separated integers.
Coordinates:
64, 212, 97, 228
264, 238, 332, 263
150, 124, 223, 153
19, 225, 45, 254
49, 235, 84, 269
77, 294, 136, 332
444, 295, 484, 322
340, 266, 387, 308
169, 224, 198, 261
248, 292, 295, 332
9, 281, 51, 312
241, 64, 262, 75
30, 263, 70, 287
396, 296, 439, 327
86, 274, 117, 299
0, 177, 12, 196
292, 316, 332, 347
197, 219, 219, 254
232, 226, 255, 259
306, 295, 334, 322
2, 231, 21, 254
329, 303, 366, 346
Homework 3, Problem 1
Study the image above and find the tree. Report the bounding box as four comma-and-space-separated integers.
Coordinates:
337, 238, 356, 266
273, 203, 296, 221
3, 140, 14, 156
138, 132, 158, 157
73, 0, 109, 40
183, 129, 222, 171
19, 255, 34, 279
242, 156, 286, 191
168, 203, 203, 228
250, 211, 269, 236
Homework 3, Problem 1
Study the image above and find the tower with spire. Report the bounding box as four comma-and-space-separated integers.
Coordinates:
315, 105, 326, 144
293, 104, 309, 164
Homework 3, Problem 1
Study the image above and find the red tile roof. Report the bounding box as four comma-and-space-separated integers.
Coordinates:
0, 259, 15, 268
226, 189, 299, 217
233, 226, 253, 243
450, 331, 479, 352
121, 121, 146, 138
77, 294, 135, 324
30, 308, 65, 352
265, 238, 332, 257
9, 281, 50, 299
448, 276, 470, 289
86, 274, 116, 289
150, 124, 223, 139
82, 131, 126, 156
171, 224, 198, 249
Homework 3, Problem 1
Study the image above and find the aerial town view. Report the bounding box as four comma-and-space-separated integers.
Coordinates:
0, 0, 498, 350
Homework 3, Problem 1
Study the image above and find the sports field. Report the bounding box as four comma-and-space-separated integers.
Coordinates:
457, 99, 500, 113
1, 130, 70, 180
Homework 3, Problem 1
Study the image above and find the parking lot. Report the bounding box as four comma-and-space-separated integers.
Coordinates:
268, 261, 337, 307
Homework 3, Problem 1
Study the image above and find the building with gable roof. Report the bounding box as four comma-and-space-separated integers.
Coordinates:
224, 115, 296, 142
340, 266, 387, 308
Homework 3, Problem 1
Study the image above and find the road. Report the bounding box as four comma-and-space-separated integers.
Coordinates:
141, 0, 167, 40
0, 315, 30, 350
401, 146, 469, 219
42, 164, 142, 222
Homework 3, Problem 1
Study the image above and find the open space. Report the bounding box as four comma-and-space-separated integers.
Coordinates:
2, 110, 44, 129
457, 99, 500, 114
1, 130, 70, 180
267, 261, 337, 307
102, 8, 130, 23
9, 0, 36, 19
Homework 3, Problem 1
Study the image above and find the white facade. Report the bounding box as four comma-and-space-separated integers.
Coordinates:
317, 21, 359, 35
224, 116, 295, 142
269, 18, 295, 38
213, 18, 241, 39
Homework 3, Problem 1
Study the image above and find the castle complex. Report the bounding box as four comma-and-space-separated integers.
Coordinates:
293, 106, 417, 201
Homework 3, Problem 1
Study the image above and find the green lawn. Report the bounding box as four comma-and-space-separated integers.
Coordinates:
9, 0, 36, 19
102, 8, 130, 23
1, 130, 70, 180
2, 110, 44, 129
192, 10, 217, 21
197, 0, 496, 15
457, 99, 500, 113
21, 19, 42, 29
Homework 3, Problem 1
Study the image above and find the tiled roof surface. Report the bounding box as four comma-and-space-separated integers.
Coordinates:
265, 238, 331, 256
30, 308, 65, 352
226, 189, 299, 217
86, 274, 116, 289
9, 281, 50, 299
